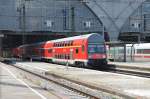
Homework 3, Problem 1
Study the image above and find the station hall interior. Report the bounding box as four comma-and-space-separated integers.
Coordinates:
0, 1, 150, 99
0, 0, 150, 61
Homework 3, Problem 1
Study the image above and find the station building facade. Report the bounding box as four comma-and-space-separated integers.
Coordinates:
0, 0, 150, 57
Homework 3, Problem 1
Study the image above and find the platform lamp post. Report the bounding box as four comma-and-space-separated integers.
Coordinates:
22, 2, 26, 45
18, 0, 33, 45
18, 0, 33, 60
17, 0, 26, 45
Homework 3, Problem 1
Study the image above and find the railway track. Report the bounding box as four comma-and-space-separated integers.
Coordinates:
5, 65, 98, 99
3, 59, 150, 78
2, 60, 149, 99
2, 61, 109, 99
101, 65, 150, 78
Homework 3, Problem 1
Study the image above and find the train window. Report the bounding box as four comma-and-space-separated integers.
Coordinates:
48, 49, 52, 53
65, 43, 67, 46
55, 43, 57, 47
69, 41, 71, 46
58, 43, 60, 47
62, 42, 65, 46
59, 55, 61, 59
76, 48, 79, 54
65, 43, 68, 46
61, 54, 63, 59
143, 49, 150, 54
67, 42, 70, 46
57, 43, 59, 47
67, 54, 70, 59
61, 43, 63, 47
55, 55, 57, 58
67, 42, 69, 46
137, 49, 143, 54
71, 41, 73, 46
64, 55, 67, 59
88, 44, 105, 53
59, 43, 61, 47
60, 43, 62, 47
82, 45, 85, 52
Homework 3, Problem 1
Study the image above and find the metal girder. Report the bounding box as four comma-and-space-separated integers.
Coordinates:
85, 0, 146, 41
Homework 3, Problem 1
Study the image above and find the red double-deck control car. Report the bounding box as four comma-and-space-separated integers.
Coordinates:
13, 33, 107, 67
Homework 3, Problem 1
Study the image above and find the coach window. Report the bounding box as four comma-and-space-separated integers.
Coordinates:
48, 49, 52, 53
69, 41, 71, 46
76, 48, 79, 54
65, 43, 67, 46
62, 42, 64, 47
59, 43, 61, 47
67, 42, 69, 46
71, 41, 73, 46
64, 54, 66, 59
58, 43, 60, 47
143, 49, 150, 54
61, 43, 63, 47
137, 49, 142, 54
82, 45, 85, 52
68, 54, 70, 59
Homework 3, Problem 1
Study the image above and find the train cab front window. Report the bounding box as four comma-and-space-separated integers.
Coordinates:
88, 44, 105, 53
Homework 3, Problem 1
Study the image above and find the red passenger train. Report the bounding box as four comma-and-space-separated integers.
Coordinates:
13, 33, 107, 67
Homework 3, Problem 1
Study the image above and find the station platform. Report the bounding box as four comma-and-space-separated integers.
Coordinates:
108, 62, 150, 72
12, 61, 150, 99
0, 62, 62, 99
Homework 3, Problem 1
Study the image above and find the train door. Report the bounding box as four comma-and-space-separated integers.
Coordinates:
126, 46, 132, 62
69, 49, 74, 64
70, 49, 73, 59
126, 44, 134, 62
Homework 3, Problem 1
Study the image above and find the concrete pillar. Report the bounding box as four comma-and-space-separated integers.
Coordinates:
0, 34, 4, 58
124, 44, 126, 62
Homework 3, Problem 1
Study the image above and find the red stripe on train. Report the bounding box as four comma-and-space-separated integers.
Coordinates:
144, 56, 150, 58
134, 55, 150, 58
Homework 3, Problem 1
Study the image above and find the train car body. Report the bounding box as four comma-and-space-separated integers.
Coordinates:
13, 33, 107, 67
107, 43, 150, 62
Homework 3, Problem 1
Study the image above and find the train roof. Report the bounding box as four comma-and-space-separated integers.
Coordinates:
134, 43, 150, 49
47, 33, 103, 43
18, 33, 104, 47
126, 43, 150, 49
